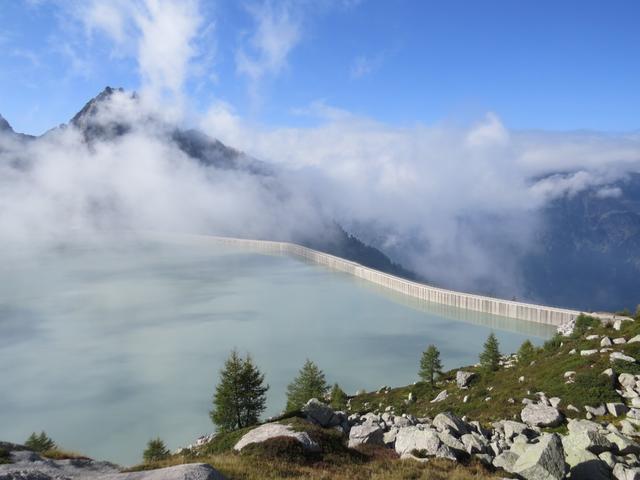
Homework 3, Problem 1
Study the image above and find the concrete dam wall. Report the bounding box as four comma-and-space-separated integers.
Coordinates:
203, 235, 582, 327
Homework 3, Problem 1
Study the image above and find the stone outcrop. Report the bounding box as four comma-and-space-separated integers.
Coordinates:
512, 433, 566, 480
102, 464, 227, 480
521, 404, 564, 427
233, 423, 320, 452
432, 412, 469, 436
301, 399, 344, 428
456, 371, 476, 388
347, 425, 384, 448
0, 444, 227, 480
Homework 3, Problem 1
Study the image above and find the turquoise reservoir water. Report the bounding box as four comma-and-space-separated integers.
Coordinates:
0, 237, 555, 465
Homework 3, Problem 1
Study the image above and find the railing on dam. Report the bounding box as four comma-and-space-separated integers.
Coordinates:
199, 235, 582, 327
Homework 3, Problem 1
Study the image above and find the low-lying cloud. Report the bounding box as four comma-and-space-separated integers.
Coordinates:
2, 91, 639, 301
200, 103, 640, 294
3, 0, 640, 301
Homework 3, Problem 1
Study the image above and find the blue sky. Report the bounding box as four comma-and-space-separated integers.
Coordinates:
1, 0, 639, 135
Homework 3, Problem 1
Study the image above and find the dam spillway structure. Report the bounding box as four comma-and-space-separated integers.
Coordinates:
177, 234, 584, 327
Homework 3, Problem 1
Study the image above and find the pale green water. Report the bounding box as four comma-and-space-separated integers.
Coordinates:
0, 237, 555, 465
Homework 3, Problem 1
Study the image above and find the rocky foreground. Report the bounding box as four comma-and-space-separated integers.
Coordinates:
5, 313, 640, 479
186, 313, 640, 479
0, 442, 226, 480
225, 394, 639, 480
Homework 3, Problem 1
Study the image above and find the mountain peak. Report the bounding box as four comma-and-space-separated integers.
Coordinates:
0, 113, 14, 133
70, 86, 125, 127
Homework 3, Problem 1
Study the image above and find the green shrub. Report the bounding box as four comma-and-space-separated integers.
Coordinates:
543, 334, 563, 353
143, 438, 169, 463
25, 432, 56, 452
570, 370, 620, 405
0, 447, 10, 464
517, 340, 537, 365
286, 359, 328, 411
329, 383, 348, 410
201, 427, 253, 455
240, 436, 308, 463
411, 449, 428, 459
572, 314, 601, 337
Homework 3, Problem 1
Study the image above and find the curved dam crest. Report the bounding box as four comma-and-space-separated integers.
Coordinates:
182, 234, 583, 327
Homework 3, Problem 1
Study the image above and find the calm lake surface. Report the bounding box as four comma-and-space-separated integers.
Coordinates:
0, 236, 555, 465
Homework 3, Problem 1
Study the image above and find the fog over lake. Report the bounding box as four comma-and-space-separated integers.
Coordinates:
0, 236, 555, 465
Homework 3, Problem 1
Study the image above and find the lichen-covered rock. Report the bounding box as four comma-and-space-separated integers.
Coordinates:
104, 464, 228, 480
501, 420, 531, 440
585, 404, 607, 417
430, 390, 448, 403
563, 447, 610, 480
562, 429, 613, 454
521, 404, 563, 428
456, 371, 476, 388
301, 399, 340, 427
608, 402, 630, 417
432, 412, 469, 437
0, 443, 121, 480
493, 451, 519, 473
347, 424, 384, 448
394, 427, 456, 460
461, 433, 486, 454
512, 433, 566, 480
395, 427, 440, 456
383, 429, 398, 447
607, 431, 640, 455
567, 420, 600, 434
611, 352, 636, 363
436, 431, 465, 457
613, 463, 640, 480
233, 423, 320, 452
601, 337, 613, 347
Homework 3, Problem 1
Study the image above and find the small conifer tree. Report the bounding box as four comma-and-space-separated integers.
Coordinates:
479, 332, 501, 372
419, 345, 443, 386
25, 431, 55, 452
517, 339, 536, 365
329, 383, 348, 410
210, 350, 269, 431
286, 359, 328, 411
143, 437, 169, 463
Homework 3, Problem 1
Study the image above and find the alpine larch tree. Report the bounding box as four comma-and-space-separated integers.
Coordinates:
480, 332, 501, 372
419, 344, 443, 386
286, 359, 328, 411
210, 349, 269, 431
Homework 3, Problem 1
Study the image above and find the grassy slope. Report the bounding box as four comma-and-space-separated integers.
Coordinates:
125, 316, 640, 479
349, 315, 640, 427
130, 413, 501, 478
137, 444, 499, 480
36, 314, 640, 479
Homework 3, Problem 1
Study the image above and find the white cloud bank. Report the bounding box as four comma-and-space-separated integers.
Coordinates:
3, 0, 640, 300
77, 0, 208, 110
200, 103, 640, 293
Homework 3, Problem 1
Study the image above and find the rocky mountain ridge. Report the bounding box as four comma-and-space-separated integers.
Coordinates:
0, 87, 412, 281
